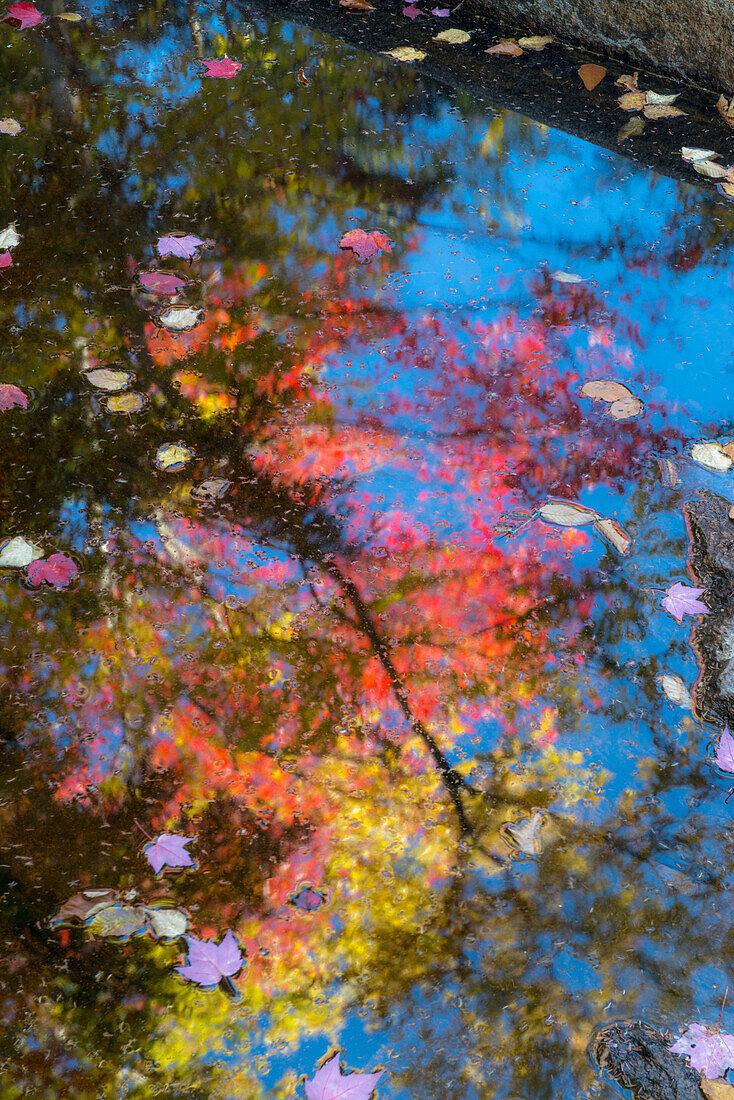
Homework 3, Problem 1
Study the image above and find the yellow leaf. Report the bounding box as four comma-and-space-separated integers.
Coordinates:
0, 118, 21, 135
517, 35, 553, 49
618, 91, 646, 111
383, 45, 426, 61
433, 27, 470, 43
701, 1078, 734, 1100
643, 103, 685, 119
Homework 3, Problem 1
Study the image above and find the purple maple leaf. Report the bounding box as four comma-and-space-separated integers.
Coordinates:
661, 582, 710, 623
156, 234, 205, 260
670, 1024, 734, 1078
145, 833, 194, 874
714, 727, 734, 773
402, 3, 422, 17
431, 5, 450, 13
0, 383, 27, 410
305, 1053, 384, 1100
177, 930, 244, 986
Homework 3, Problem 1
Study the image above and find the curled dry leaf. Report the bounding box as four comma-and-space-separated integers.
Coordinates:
578, 63, 606, 91
0, 536, 43, 568
83, 367, 133, 392
617, 116, 646, 143
658, 456, 681, 488
616, 72, 639, 90
53, 889, 118, 924
433, 26, 469, 42
618, 91, 646, 112
517, 35, 553, 49
105, 392, 147, 414
0, 118, 21, 135
383, 45, 426, 61
155, 443, 194, 471
581, 379, 633, 402
608, 395, 644, 420
717, 95, 734, 128
501, 810, 546, 855
159, 305, 204, 331
690, 440, 733, 472
486, 39, 523, 56
657, 672, 693, 709
538, 499, 598, 526
643, 103, 685, 119
593, 516, 631, 555
87, 903, 147, 938
682, 146, 719, 162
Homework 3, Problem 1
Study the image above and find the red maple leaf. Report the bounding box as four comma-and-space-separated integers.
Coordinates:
2, 2, 43, 28
201, 57, 242, 78
26, 553, 79, 589
0, 383, 27, 410
0, 252, 12, 269
338, 228, 392, 263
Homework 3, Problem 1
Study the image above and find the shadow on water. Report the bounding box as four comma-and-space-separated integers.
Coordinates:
4, 1, 734, 1098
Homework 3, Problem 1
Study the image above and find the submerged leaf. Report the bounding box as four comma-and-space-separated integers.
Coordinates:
87, 903, 147, 938
137, 270, 188, 296
717, 95, 734, 128
501, 810, 546, 855
643, 103, 685, 119
289, 884, 328, 912
191, 477, 231, 503
105, 392, 147, 414
617, 116, 646, 142
578, 63, 606, 91
517, 35, 553, 49
486, 39, 523, 56
0, 118, 22, 135
616, 72, 639, 90
340, 0, 375, 9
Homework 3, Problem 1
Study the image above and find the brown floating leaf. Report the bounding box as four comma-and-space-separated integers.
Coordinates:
517, 35, 553, 50
608, 396, 644, 420
339, 0, 375, 9
54, 889, 118, 924
722, 441, 734, 459
717, 95, 734, 128
581, 379, 634, 402
486, 39, 523, 56
578, 63, 606, 91
643, 103, 685, 119
297, 67, 311, 86
0, 117, 21, 135
617, 116, 645, 142
618, 91, 646, 112
616, 72, 638, 90
594, 517, 632, 555
701, 1078, 734, 1100
719, 179, 734, 198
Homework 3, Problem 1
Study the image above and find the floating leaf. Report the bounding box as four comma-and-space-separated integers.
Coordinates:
431, 6, 449, 13
618, 91, 646, 111
0, 383, 28, 410
657, 672, 693, 709
661, 582, 709, 622
719, 180, 734, 199
0, 252, 13, 269
486, 39, 523, 56
645, 90, 679, 106
156, 233, 206, 260
682, 146, 719, 162
296, 66, 311, 85
26, 553, 78, 589
551, 270, 584, 283
617, 116, 646, 142
501, 810, 546, 855
177, 930, 245, 986
517, 35, 553, 49
145, 833, 194, 874
670, 1025, 734, 1078
643, 103, 685, 119
433, 27, 469, 42
692, 158, 730, 179
0, 118, 21, 135
87, 903, 147, 938
578, 63, 606, 91
145, 906, 189, 939
305, 1053, 384, 1100
159, 305, 204, 330
616, 72, 639, 90
608, 395, 644, 420
191, 477, 231, 503
593, 516, 632, 555
338, 228, 392, 263
0, 225, 20, 250
83, 367, 133, 393
105, 392, 147, 414
402, 3, 421, 17
383, 45, 426, 61
137, 270, 188, 296
658, 456, 681, 488
717, 95, 734, 128
200, 56, 241, 78
690, 440, 732, 472
0, 536, 43, 568
2, 2, 43, 28
53, 889, 118, 924
701, 1077, 734, 1100
538, 500, 598, 527
155, 443, 194, 471
581, 379, 633, 402
340, 0, 375, 8
289, 884, 328, 912
59, 11, 82, 19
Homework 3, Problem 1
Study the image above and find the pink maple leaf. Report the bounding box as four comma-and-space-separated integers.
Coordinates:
201, 56, 242, 78
2, 1, 43, 28
26, 553, 78, 589
431, 6, 450, 13
305, 1053, 384, 1100
402, 3, 422, 17
0, 383, 27, 410
338, 228, 392, 263
670, 1024, 734, 1078
0, 252, 12, 269
714, 727, 734, 773
661, 582, 709, 622
145, 833, 194, 873
177, 930, 244, 986
156, 233, 206, 260
138, 270, 187, 296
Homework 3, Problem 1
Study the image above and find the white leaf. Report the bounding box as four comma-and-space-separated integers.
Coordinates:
159, 306, 204, 331
657, 672, 693, 709
0, 536, 44, 568
83, 368, 133, 393
538, 500, 598, 527
593, 517, 632, 555
155, 443, 194, 471
682, 146, 719, 162
145, 907, 188, 938
0, 224, 20, 250
501, 810, 546, 855
690, 441, 733, 472
551, 270, 584, 283
608, 396, 644, 420
645, 91, 679, 105
0, 118, 22, 136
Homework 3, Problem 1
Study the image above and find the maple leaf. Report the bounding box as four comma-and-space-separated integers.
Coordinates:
338, 229, 392, 263
670, 1025, 734, 1078
137, 270, 187, 296
402, 3, 422, 17
177, 930, 244, 986
661, 582, 710, 622
144, 833, 194, 873
0, 383, 27, 410
305, 1053, 384, 1100
431, 6, 450, 13
156, 233, 205, 260
2, 1, 43, 27
714, 727, 734, 773
26, 553, 79, 589
201, 56, 241, 78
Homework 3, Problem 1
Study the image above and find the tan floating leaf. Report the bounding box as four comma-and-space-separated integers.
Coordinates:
159, 305, 204, 331
538, 499, 599, 527
701, 1078, 734, 1100
581, 379, 633, 403
616, 72, 639, 90
486, 39, 523, 56
717, 95, 734, 127
617, 116, 645, 142
384, 45, 426, 61
339, 0, 375, 8
618, 91, 646, 112
594, 517, 632, 555
501, 810, 546, 855
578, 63, 606, 91
145, 906, 189, 938
105, 392, 147, 414
657, 672, 693, 709
691, 440, 732, 471
692, 158, 730, 179
643, 103, 685, 119
551, 270, 583, 283
433, 27, 470, 42
191, 477, 231, 503
0, 118, 21, 135
83, 367, 133, 392
517, 35, 553, 49
155, 442, 194, 471
719, 179, 734, 198
608, 396, 644, 420
59, 11, 82, 19
645, 90, 679, 105
87, 903, 147, 938
682, 146, 719, 162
